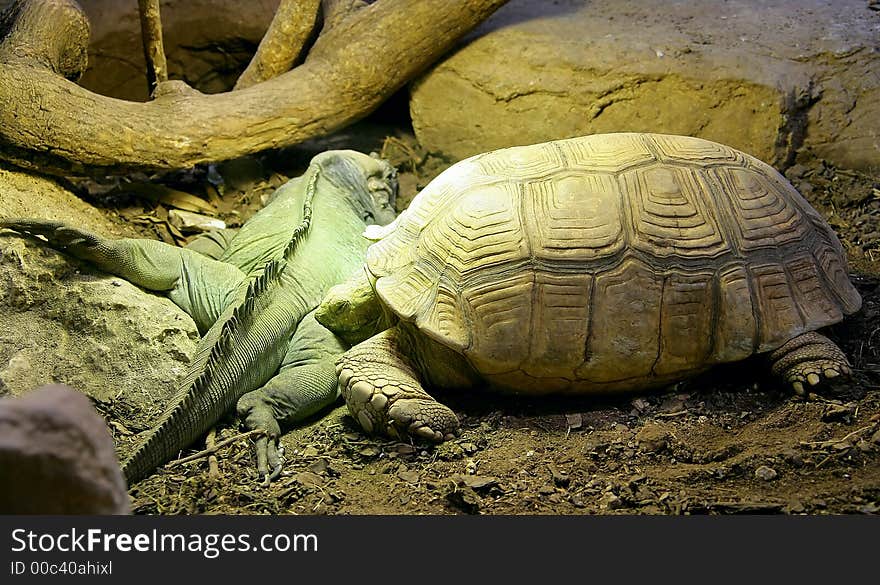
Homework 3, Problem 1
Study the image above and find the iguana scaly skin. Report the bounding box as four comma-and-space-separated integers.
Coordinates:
0, 150, 397, 484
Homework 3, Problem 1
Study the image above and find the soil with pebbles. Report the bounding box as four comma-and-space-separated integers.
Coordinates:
2, 108, 876, 515
115, 130, 880, 516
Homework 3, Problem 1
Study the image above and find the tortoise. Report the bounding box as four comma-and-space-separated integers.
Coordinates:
315, 132, 862, 441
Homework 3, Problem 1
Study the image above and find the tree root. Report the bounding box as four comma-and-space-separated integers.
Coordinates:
234, 0, 319, 91
0, 0, 509, 176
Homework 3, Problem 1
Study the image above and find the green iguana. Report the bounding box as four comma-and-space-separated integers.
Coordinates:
0, 150, 398, 484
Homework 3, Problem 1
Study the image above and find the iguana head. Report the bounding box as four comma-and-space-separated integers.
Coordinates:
312, 150, 398, 226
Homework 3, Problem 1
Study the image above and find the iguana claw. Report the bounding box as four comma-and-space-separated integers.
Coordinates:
0, 219, 103, 259
254, 433, 285, 484
265, 463, 283, 485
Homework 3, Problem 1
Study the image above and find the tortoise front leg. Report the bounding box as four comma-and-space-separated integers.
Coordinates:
337, 326, 460, 442
769, 332, 852, 395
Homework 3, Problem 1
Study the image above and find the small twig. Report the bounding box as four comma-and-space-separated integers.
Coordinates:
815, 453, 837, 468
206, 427, 220, 478
380, 135, 424, 172
800, 424, 876, 449
167, 429, 266, 468
138, 0, 169, 95
656, 410, 688, 418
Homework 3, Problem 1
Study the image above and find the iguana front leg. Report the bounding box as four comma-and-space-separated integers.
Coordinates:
0, 219, 244, 332
236, 310, 345, 482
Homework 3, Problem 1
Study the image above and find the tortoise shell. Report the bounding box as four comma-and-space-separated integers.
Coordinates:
365, 133, 861, 392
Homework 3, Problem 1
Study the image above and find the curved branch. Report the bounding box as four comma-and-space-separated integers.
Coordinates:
234, 0, 320, 91
0, 0, 509, 176
320, 0, 366, 33
0, 0, 88, 80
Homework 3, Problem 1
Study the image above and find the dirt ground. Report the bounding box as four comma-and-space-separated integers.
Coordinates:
66, 116, 876, 516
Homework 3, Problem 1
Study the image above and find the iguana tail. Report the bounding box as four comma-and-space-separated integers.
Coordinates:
120, 170, 320, 484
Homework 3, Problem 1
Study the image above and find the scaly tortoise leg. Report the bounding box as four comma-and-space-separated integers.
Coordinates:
336, 327, 459, 441
769, 332, 852, 395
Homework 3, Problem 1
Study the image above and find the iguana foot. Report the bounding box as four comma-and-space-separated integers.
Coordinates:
236, 392, 284, 484
236, 340, 342, 484
337, 329, 459, 441
769, 332, 852, 396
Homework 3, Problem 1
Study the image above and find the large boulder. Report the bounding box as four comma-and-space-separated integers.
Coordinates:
0, 165, 198, 412
410, 0, 880, 171
0, 384, 129, 514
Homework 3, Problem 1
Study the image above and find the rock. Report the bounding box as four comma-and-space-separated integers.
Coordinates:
635, 424, 669, 453
0, 164, 138, 238
599, 492, 623, 510
658, 394, 690, 414
410, 0, 880, 172
168, 209, 227, 234
453, 474, 498, 490
787, 500, 806, 514
445, 484, 481, 514
631, 398, 652, 414
292, 471, 324, 488
0, 384, 129, 514
306, 459, 328, 475
0, 238, 198, 408
564, 413, 583, 430
397, 469, 420, 484
0, 167, 199, 414
821, 403, 857, 423
357, 446, 381, 458
755, 465, 779, 481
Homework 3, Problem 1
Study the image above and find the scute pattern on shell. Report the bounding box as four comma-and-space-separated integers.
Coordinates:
367, 133, 861, 391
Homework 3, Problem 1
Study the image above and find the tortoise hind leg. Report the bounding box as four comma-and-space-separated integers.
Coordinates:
769, 332, 852, 395
337, 326, 460, 441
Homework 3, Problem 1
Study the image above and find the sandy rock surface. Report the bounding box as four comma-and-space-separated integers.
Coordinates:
410, 0, 880, 171
0, 166, 198, 408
